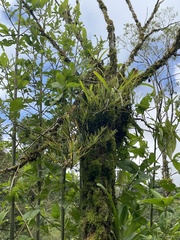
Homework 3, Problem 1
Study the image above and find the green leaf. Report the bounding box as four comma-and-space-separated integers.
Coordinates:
116, 160, 139, 174
135, 94, 152, 114
51, 82, 63, 89
18, 80, 29, 89
0, 39, 14, 46
69, 207, 80, 221
172, 153, 180, 173
10, 98, 26, 112
140, 82, 154, 89
124, 221, 141, 238
159, 179, 176, 192
130, 146, 145, 157
0, 210, 8, 224
81, 27, 87, 40
0, 52, 9, 67
150, 189, 163, 199
51, 203, 60, 219
79, 80, 90, 102
162, 196, 173, 205
56, 72, 66, 87
22, 209, 40, 221
141, 198, 165, 208
141, 196, 173, 208
118, 204, 128, 227
93, 71, 109, 90
0, 23, 9, 34
66, 82, 80, 88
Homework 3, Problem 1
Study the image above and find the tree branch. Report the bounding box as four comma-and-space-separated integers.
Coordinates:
97, 0, 117, 75
125, 0, 142, 32
0, 117, 64, 175
22, 1, 71, 63
135, 27, 180, 85
143, 0, 164, 30
121, 0, 165, 74
122, 22, 179, 71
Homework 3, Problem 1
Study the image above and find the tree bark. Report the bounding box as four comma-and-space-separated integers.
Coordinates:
80, 135, 116, 239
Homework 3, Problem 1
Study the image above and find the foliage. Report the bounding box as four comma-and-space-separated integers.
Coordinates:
0, 0, 180, 239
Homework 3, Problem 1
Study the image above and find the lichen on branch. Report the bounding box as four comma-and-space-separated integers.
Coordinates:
97, 0, 117, 76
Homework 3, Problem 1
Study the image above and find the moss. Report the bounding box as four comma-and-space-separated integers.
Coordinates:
75, 77, 132, 239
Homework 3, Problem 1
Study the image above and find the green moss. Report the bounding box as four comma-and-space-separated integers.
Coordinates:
75, 77, 132, 239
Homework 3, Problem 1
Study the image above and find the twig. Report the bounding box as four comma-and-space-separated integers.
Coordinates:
143, 0, 164, 30
22, 1, 71, 63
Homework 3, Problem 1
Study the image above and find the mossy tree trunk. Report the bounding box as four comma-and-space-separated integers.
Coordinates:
75, 79, 131, 239
80, 137, 116, 239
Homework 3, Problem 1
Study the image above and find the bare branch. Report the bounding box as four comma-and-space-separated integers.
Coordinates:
125, 0, 142, 32
134, 117, 156, 131
121, 20, 180, 76
121, 0, 166, 75
97, 0, 117, 75
135, 27, 180, 85
143, 0, 164, 30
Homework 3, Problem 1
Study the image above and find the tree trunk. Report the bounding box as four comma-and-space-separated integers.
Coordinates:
75, 82, 131, 239
80, 135, 116, 239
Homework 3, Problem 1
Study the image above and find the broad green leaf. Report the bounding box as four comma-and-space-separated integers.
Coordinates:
56, 72, 66, 87
66, 82, 80, 88
124, 221, 141, 238
142, 195, 173, 208
116, 160, 139, 174
162, 196, 173, 205
0, 23, 9, 34
0, 210, 8, 223
93, 71, 109, 90
82, 27, 87, 40
18, 80, 29, 89
159, 179, 176, 192
59, 0, 69, 15
118, 204, 128, 227
10, 98, 26, 112
69, 207, 80, 221
0, 52, 9, 67
130, 146, 146, 157
0, 39, 14, 46
135, 94, 152, 114
51, 82, 63, 89
148, 152, 156, 164
51, 203, 60, 219
172, 159, 180, 173
141, 198, 165, 208
22, 209, 40, 221
150, 189, 163, 199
